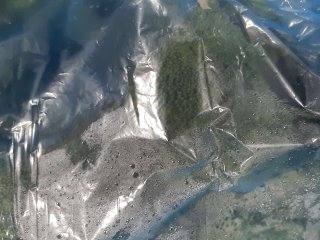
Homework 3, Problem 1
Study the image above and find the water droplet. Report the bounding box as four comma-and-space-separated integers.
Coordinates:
132, 172, 139, 178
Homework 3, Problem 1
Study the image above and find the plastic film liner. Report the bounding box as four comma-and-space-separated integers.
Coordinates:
0, 0, 320, 239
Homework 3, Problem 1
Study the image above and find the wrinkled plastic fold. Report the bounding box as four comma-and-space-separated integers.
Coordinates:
1, 0, 320, 239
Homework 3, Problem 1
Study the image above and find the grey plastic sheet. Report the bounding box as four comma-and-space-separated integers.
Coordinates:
1, 0, 320, 239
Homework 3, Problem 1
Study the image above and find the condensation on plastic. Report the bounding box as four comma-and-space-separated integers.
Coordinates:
1, 0, 320, 239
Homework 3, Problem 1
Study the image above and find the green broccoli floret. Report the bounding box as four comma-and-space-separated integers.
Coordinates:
182, 0, 310, 143
157, 41, 201, 139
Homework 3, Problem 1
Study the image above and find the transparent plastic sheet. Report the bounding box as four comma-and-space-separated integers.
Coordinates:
0, 0, 320, 239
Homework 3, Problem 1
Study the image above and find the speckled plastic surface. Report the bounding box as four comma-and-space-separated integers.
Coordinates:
1, 0, 320, 239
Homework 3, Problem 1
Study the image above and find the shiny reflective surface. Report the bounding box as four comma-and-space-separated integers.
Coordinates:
0, 0, 320, 239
